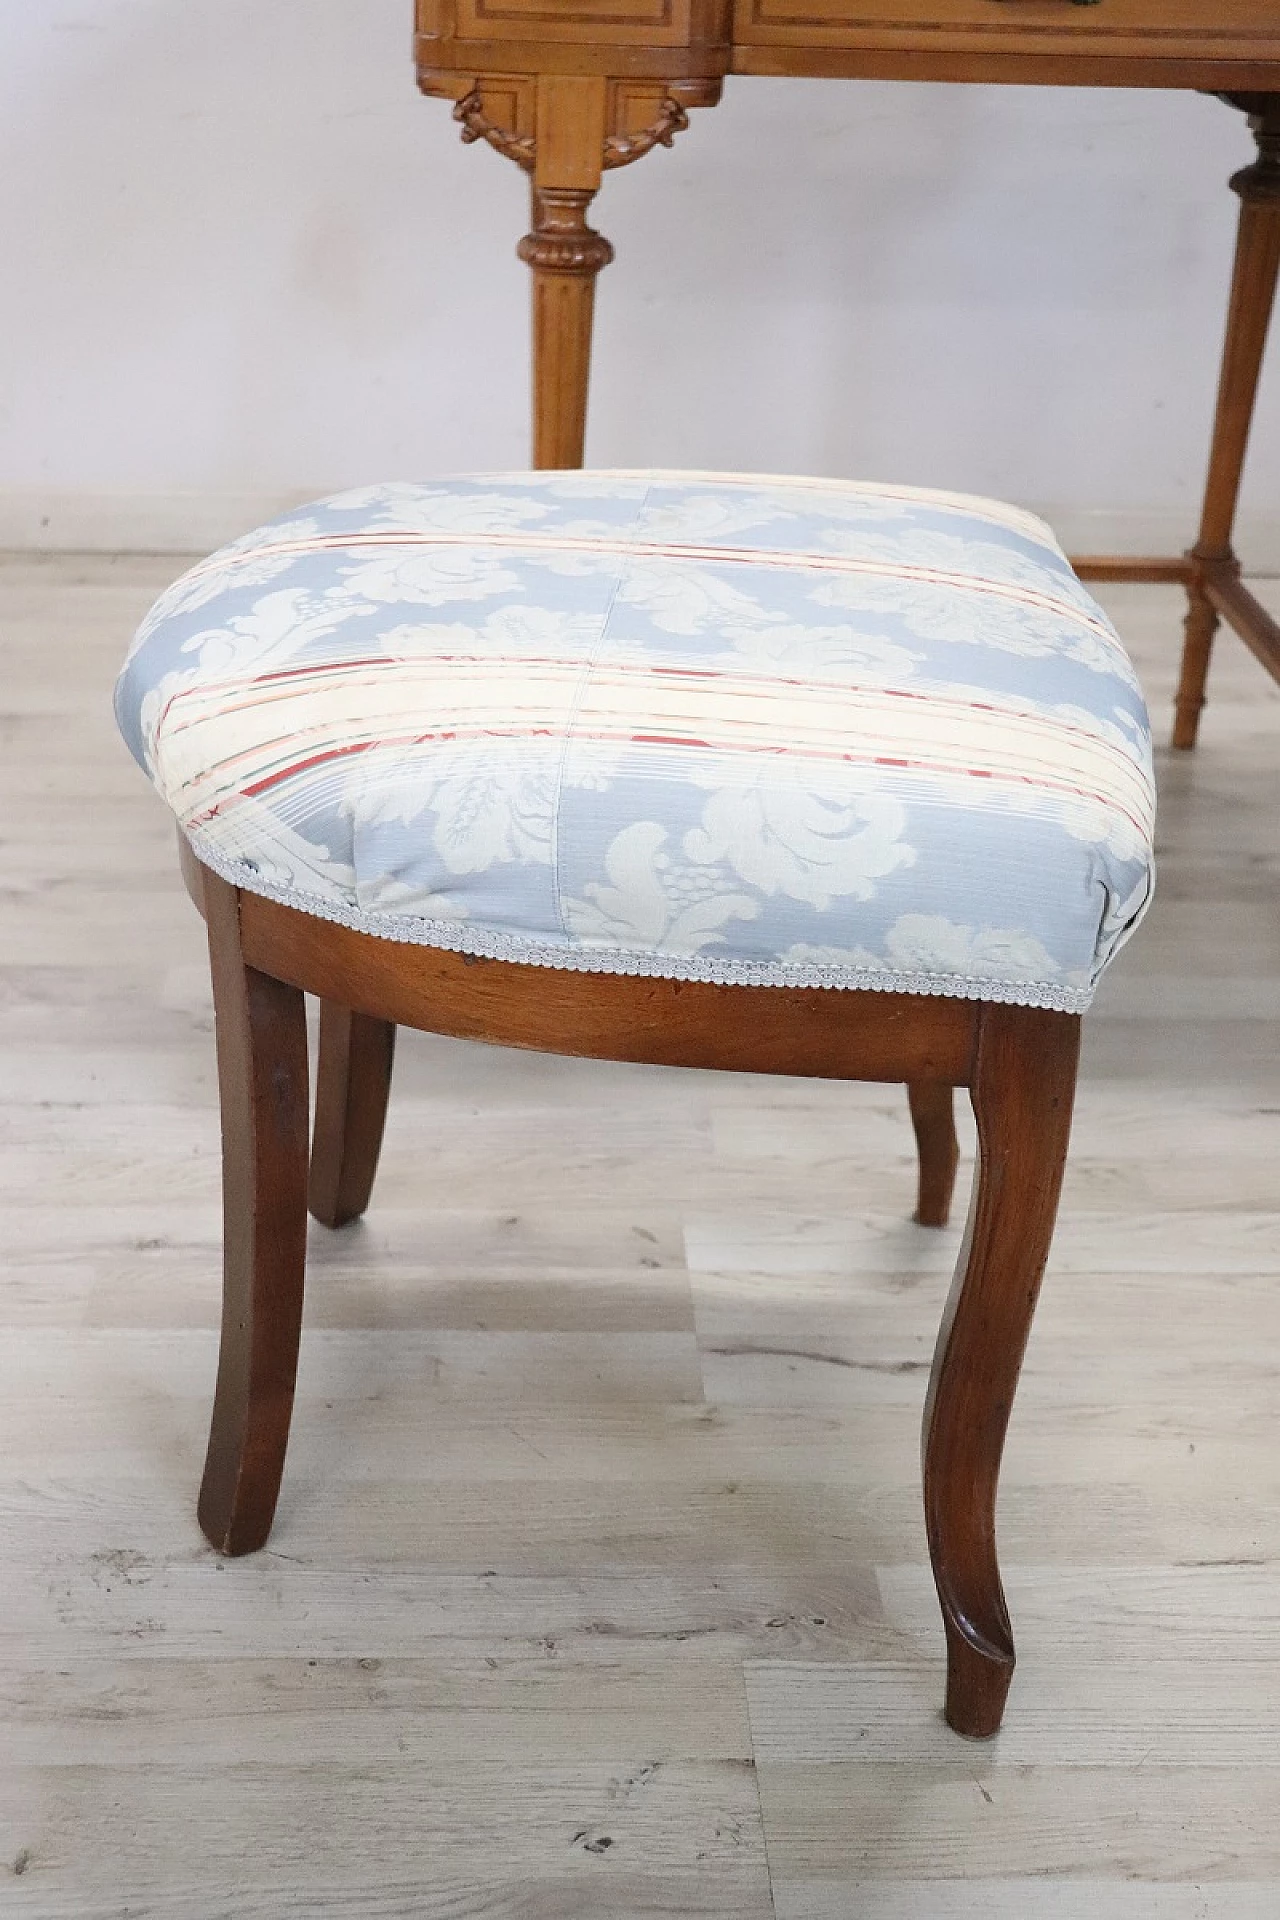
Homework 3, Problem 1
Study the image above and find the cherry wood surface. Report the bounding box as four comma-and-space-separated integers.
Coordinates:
417, 0, 1280, 87
184, 848, 1080, 1738
176, 849, 979, 1091
907, 1080, 960, 1230
308, 1001, 397, 1230
198, 870, 311, 1559
922, 1004, 1079, 1738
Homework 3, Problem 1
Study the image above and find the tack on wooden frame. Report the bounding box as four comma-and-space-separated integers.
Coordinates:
180, 838, 1080, 1742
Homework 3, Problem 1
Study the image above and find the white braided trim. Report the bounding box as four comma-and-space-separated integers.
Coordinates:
187, 831, 1095, 1015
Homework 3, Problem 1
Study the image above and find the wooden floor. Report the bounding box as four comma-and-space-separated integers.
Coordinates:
3, 556, 1280, 1917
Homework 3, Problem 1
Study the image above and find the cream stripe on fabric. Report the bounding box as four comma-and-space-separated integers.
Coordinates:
176, 530, 1115, 648
156, 654, 1153, 841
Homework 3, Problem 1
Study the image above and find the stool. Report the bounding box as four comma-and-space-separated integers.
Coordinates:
115, 470, 1156, 1736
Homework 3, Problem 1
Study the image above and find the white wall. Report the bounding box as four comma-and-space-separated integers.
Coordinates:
3, 0, 1278, 561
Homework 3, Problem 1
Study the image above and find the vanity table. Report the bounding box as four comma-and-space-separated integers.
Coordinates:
414, 2, 1280, 746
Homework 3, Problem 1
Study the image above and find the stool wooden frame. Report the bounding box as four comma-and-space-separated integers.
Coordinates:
181, 837, 1080, 1739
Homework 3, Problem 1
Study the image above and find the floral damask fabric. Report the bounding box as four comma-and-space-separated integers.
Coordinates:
115, 470, 1156, 1011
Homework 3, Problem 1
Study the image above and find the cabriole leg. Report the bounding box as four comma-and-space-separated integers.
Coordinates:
309, 1003, 396, 1229
922, 1005, 1080, 1736
907, 1081, 960, 1229
198, 872, 310, 1556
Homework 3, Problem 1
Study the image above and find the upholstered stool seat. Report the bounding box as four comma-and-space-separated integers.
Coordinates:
116, 470, 1155, 1740
116, 470, 1154, 1011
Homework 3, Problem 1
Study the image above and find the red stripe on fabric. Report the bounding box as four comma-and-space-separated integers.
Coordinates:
187, 722, 1147, 840
165, 652, 1137, 770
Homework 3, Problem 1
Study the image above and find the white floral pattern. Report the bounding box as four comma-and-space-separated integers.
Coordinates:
884, 914, 1061, 985
683, 762, 915, 911
342, 742, 559, 876
812, 573, 1139, 683
616, 561, 786, 637
563, 821, 760, 954
115, 470, 1157, 1011
719, 621, 921, 683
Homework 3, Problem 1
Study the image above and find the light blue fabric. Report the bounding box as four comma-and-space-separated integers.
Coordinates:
115, 471, 1155, 1010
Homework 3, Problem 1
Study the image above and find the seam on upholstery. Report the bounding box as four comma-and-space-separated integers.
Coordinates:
186, 829, 1095, 1015
545, 480, 651, 944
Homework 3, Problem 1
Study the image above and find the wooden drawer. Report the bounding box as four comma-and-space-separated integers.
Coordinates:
735, 0, 1280, 60
447, 0, 698, 47
417, 0, 736, 73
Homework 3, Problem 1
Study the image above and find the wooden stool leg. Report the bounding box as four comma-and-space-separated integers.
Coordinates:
309, 1003, 396, 1229
922, 1005, 1080, 1737
907, 1082, 959, 1229
198, 873, 310, 1556
1174, 97, 1280, 751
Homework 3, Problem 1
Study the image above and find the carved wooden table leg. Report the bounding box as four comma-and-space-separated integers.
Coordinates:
198, 873, 310, 1556
509, 74, 607, 469
923, 1004, 1080, 1736
309, 1003, 397, 1229
1174, 96, 1280, 750
520, 180, 614, 469
427, 69, 719, 470
908, 1081, 960, 1229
